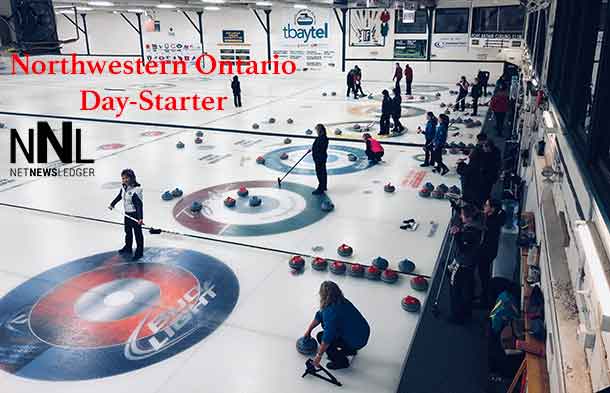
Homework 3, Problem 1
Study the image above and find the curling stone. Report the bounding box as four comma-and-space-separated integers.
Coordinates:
195, 137, 203, 144
296, 336, 318, 355
190, 201, 203, 213
284, 137, 292, 144
384, 183, 396, 193
305, 129, 313, 135
420, 96, 425, 100
465, 121, 476, 128
311, 257, 328, 271
449, 185, 461, 195
289, 255, 305, 271
171, 188, 183, 198
224, 196, 236, 207
287, 118, 294, 124
431, 187, 445, 199
440, 102, 446, 108
410, 276, 429, 292
252, 123, 260, 129
437, 184, 449, 193
449, 147, 460, 155
372, 256, 389, 270
280, 152, 289, 160
237, 186, 249, 197
196, 130, 204, 137
423, 182, 434, 191
365, 265, 381, 280
321, 200, 335, 212
322, 92, 327, 96
353, 123, 361, 130
348, 263, 364, 277
337, 244, 353, 257
444, 109, 451, 115
161, 191, 173, 201
347, 153, 358, 162
419, 187, 432, 198
269, 117, 276, 124
398, 259, 416, 273
331, 92, 337, 96
473, 120, 482, 126
176, 141, 185, 149
329, 261, 347, 275
334, 128, 342, 135
249, 196, 262, 207
457, 142, 466, 149
408, 95, 414, 100
381, 269, 399, 284
368, 94, 374, 99
455, 117, 463, 124
401, 296, 421, 312
256, 156, 265, 165
435, 92, 441, 97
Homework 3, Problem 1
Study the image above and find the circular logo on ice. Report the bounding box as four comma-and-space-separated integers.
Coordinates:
295, 9, 316, 26
0, 247, 239, 380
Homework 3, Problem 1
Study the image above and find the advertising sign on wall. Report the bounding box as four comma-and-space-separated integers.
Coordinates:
394, 39, 426, 59
222, 30, 245, 44
349, 8, 389, 47
432, 36, 468, 50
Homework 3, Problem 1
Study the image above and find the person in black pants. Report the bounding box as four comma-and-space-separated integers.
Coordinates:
479, 138, 501, 203
109, 169, 144, 261
346, 68, 356, 99
432, 114, 449, 175
448, 204, 483, 324
470, 77, 482, 116
478, 199, 506, 308
455, 76, 469, 112
231, 76, 242, 108
477, 69, 490, 96
391, 88, 404, 133
378, 89, 392, 135
312, 123, 328, 195
419, 112, 437, 167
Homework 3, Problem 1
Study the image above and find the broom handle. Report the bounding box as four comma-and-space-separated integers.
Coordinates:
280, 149, 311, 182
109, 207, 142, 225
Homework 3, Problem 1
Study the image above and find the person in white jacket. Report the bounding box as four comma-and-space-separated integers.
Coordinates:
109, 169, 144, 261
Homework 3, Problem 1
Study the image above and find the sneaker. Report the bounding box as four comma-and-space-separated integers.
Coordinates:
132, 253, 143, 262
420, 163, 430, 167
327, 361, 349, 370
118, 247, 132, 255
441, 167, 449, 176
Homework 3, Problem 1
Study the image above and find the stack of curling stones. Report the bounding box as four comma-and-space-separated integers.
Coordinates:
256, 156, 265, 165
410, 276, 429, 291
419, 182, 434, 198
337, 243, 353, 257
401, 296, 421, 313
237, 186, 249, 197
365, 266, 381, 281
296, 336, 318, 355
399, 258, 416, 273
384, 183, 396, 193
347, 153, 358, 162
284, 137, 292, 144
289, 255, 305, 271
348, 263, 364, 277
431, 184, 448, 199
224, 196, 236, 207
280, 152, 289, 160
321, 200, 335, 212
190, 201, 203, 212
249, 196, 262, 207
161, 188, 183, 201
176, 141, 185, 149
330, 261, 347, 275
311, 257, 328, 271
381, 269, 399, 284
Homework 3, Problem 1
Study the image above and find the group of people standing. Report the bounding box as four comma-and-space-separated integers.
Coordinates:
419, 112, 450, 175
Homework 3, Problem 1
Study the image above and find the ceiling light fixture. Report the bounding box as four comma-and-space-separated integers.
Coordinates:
204, 6, 220, 10
88, 1, 114, 6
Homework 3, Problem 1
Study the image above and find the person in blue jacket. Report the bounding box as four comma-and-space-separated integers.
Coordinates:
303, 281, 370, 370
432, 114, 450, 175
419, 111, 437, 167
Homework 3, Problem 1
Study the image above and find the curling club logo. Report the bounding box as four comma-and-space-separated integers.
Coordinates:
0, 248, 239, 380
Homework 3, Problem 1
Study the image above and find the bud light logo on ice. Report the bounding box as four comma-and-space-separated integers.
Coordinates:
283, 9, 328, 43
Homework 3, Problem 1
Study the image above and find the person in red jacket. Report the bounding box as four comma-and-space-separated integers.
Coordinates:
363, 133, 384, 163
489, 89, 509, 136
393, 63, 403, 94
404, 64, 413, 96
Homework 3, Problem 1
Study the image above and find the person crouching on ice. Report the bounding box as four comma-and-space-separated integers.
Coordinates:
363, 133, 384, 163
303, 281, 370, 370
108, 169, 144, 261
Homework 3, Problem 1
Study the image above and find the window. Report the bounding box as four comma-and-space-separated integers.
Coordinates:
395, 9, 427, 34
435, 8, 469, 34
472, 6, 525, 35
526, 12, 538, 50
534, 10, 547, 77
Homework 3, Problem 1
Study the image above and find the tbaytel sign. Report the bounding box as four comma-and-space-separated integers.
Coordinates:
282, 9, 328, 44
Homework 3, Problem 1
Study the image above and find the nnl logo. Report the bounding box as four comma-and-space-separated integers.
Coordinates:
10, 122, 94, 164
